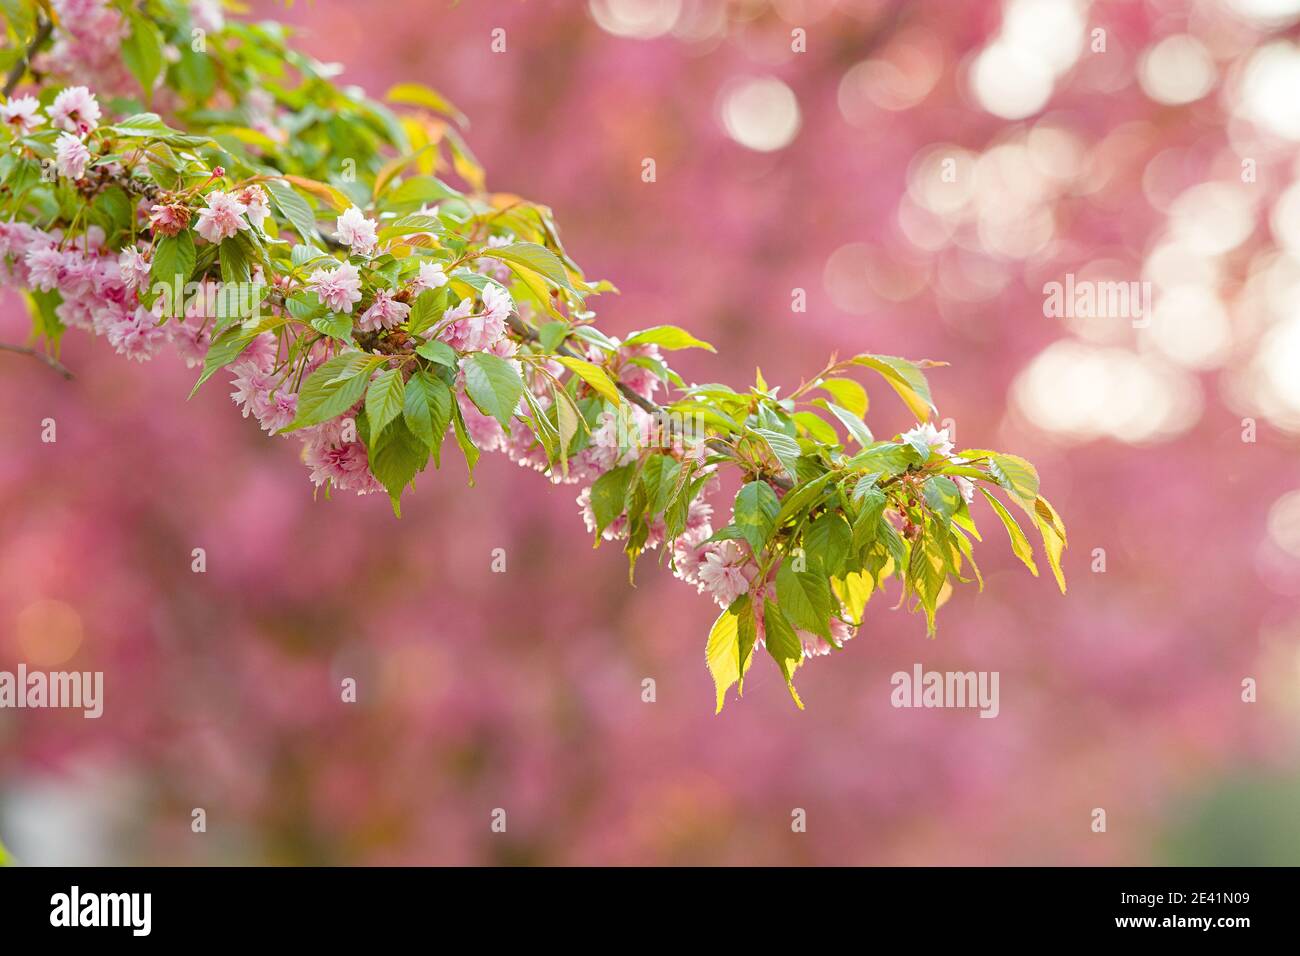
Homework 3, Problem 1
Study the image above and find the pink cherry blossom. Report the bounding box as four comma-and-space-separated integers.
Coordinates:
414, 260, 448, 291
194, 190, 250, 244
149, 202, 192, 237
103, 305, 166, 361
55, 133, 91, 180
696, 540, 753, 608
116, 248, 151, 291
306, 261, 363, 314
48, 85, 101, 134
237, 185, 270, 229
0, 95, 45, 135
357, 289, 410, 332
335, 206, 378, 256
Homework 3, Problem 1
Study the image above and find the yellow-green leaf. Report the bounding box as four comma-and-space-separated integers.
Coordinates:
979, 488, 1038, 578
555, 355, 622, 406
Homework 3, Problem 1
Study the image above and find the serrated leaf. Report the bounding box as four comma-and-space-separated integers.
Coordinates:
979, 488, 1039, 578
487, 241, 575, 293
776, 561, 832, 639
922, 476, 962, 525
415, 337, 456, 368
762, 599, 805, 710
368, 416, 428, 516
150, 230, 196, 299
265, 178, 319, 242
805, 511, 852, 578
284, 353, 372, 430
555, 355, 621, 406
450, 399, 480, 485
365, 367, 406, 437
706, 599, 746, 714
311, 312, 353, 341
825, 402, 873, 447
589, 463, 634, 536
752, 427, 801, 478
406, 288, 445, 337
818, 377, 869, 417
622, 325, 716, 352
851, 354, 938, 422
733, 481, 780, 554
463, 352, 524, 428
1032, 494, 1067, 594
403, 369, 452, 463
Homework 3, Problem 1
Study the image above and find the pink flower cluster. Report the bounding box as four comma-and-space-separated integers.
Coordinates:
0, 220, 191, 364
41, 1, 132, 92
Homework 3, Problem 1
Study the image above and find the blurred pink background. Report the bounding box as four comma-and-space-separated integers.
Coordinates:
2, 0, 1300, 864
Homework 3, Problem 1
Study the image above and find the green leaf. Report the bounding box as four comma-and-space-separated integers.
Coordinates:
285, 353, 373, 430
752, 427, 801, 478
403, 369, 453, 463
1032, 494, 1068, 594
805, 511, 852, 578
922, 476, 963, 525
150, 230, 196, 297
623, 325, 716, 352
852, 485, 888, 550
776, 561, 833, 639
851, 354, 938, 422
122, 14, 165, 99
406, 288, 445, 337
968, 451, 1040, 507
589, 463, 634, 536
846, 441, 922, 477
487, 241, 575, 292
818, 378, 868, 416
311, 313, 354, 341
762, 599, 805, 710
189, 319, 271, 396
450, 399, 480, 484
218, 235, 252, 284
706, 597, 756, 714
774, 471, 835, 526
265, 178, 319, 242
537, 321, 569, 352
825, 402, 873, 447
908, 527, 948, 636
979, 488, 1039, 578
733, 481, 780, 554
365, 368, 406, 438
555, 355, 622, 406
414, 338, 456, 368
368, 417, 428, 516
463, 352, 525, 428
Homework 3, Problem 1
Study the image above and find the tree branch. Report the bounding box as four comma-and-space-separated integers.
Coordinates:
0, 342, 74, 379
3, 18, 53, 98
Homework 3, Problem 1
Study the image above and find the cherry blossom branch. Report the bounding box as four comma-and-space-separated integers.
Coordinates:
504, 311, 794, 490
0, 341, 74, 379
2, 18, 52, 98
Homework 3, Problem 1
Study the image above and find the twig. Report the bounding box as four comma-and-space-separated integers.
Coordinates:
2, 18, 53, 98
0, 342, 74, 379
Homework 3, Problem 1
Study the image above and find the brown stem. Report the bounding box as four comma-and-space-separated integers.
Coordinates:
0, 342, 74, 379
2, 19, 53, 98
